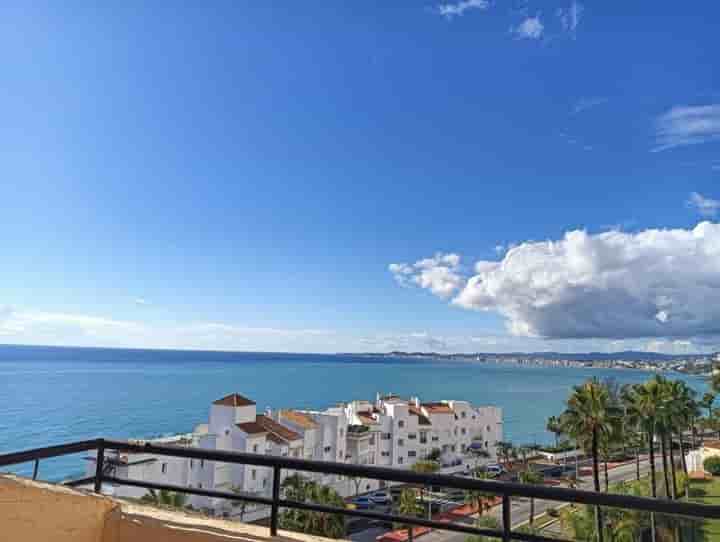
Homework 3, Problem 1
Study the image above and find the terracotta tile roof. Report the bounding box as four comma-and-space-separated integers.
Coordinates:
256, 414, 302, 443
266, 433, 286, 445
236, 421, 267, 435
357, 411, 379, 425
409, 406, 432, 426
422, 402, 454, 414
279, 409, 319, 430
214, 393, 256, 407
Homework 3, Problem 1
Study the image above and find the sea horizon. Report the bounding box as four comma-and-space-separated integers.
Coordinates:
1, 344, 710, 483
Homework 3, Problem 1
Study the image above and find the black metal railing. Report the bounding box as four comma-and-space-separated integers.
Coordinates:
1, 438, 719, 542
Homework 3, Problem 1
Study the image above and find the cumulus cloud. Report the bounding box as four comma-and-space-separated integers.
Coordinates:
511, 16, 544, 40
687, 192, 720, 217
557, 1, 584, 37
653, 104, 720, 151
390, 222, 720, 341
436, 0, 489, 19
389, 253, 463, 298
134, 298, 150, 306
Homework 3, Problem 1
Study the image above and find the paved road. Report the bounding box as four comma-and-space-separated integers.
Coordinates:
349, 457, 666, 542
419, 456, 665, 542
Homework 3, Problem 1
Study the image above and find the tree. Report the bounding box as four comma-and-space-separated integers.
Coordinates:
546, 416, 563, 451
704, 456, 720, 475
278, 474, 345, 539
396, 488, 423, 542
561, 378, 620, 542
464, 516, 500, 542
700, 392, 716, 439
464, 471, 495, 516
518, 468, 543, 527
495, 441, 514, 467
411, 460, 440, 519
141, 489, 187, 508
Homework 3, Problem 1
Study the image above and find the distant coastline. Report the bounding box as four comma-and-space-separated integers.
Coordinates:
342, 350, 720, 377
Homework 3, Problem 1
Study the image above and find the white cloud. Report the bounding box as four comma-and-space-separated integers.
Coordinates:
511, 16, 544, 40
557, 2, 584, 37
436, 0, 489, 19
389, 253, 463, 298
653, 104, 720, 151
0, 308, 334, 351
391, 222, 720, 341
687, 192, 720, 217
134, 298, 150, 306
572, 97, 607, 114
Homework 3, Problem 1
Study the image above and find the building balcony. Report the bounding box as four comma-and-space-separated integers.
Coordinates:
2, 438, 719, 542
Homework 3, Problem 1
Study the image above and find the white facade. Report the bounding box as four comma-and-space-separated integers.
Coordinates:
86, 391, 502, 517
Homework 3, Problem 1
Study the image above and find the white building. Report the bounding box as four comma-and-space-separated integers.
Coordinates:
86, 391, 502, 518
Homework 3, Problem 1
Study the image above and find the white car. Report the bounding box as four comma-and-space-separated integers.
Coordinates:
370, 491, 391, 505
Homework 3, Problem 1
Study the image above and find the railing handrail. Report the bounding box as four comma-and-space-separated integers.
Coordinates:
1, 437, 719, 542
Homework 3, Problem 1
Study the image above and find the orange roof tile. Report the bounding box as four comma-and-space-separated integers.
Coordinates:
214, 393, 256, 407
236, 421, 267, 435
279, 410, 319, 430
256, 414, 302, 443
409, 406, 432, 426
422, 402, 453, 414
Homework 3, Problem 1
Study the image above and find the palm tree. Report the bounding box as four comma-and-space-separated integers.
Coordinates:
518, 468, 544, 527
279, 474, 345, 539
411, 460, 440, 519
546, 416, 563, 450
141, 488, 187, 508
700, 392, 716, 440
666, 380, 697, 499
464, 516, 500, 542
495, 441, 514, 467
624, 377, 668, 542
396, 488, 423, 542
464, 471, 495, 516
561, 378, 619, 542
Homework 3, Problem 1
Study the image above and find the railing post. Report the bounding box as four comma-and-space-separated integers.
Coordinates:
270, 465, 281, 537
94, 441, 105, 494
32, 459, 39, 480
502, 494, 511, 542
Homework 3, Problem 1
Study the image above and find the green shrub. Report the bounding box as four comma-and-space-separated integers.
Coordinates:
704, 456, 720, 475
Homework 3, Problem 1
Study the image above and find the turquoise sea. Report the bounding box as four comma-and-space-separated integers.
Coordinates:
0, 345, 710, 481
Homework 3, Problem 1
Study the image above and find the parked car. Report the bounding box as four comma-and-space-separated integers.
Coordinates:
484, 464, 505, 477
351, 496, 374, 509
370, 491, 391, 505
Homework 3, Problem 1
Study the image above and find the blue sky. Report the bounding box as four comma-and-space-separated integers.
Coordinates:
1, 2, 720, 354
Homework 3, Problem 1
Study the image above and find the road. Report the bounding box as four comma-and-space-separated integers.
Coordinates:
349, 456, 664, 542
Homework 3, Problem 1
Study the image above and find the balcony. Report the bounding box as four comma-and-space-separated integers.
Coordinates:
2, 438, 720, 542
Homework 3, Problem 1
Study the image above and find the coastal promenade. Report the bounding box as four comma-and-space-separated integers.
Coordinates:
349, 455, 665, 542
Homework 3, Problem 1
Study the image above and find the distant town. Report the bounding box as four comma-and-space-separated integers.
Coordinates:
350, 350, 720, 376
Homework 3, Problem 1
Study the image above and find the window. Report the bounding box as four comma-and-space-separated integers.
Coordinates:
190, 460, 194, 469
253, 444, 259, 453
398, 457, 404, 464
324, 446, 332, 453
451, 445, 456, 452
398, 420, 405, 428
381, 451, 390, 457
338, 450, 343, 459
419, 432, 427, 444
161, 463, 167, 474
198, 482, 203, 489
408, 433, 417, 440
340, 428, 344, 437
381, 433, 391, 440
461, 428, 467, 435
263, 478, 268, 488
472, 415, 476, 420
461, 411, 467, 418
398, 439, 404, 447
486, 425, 491, 432
369, 436, 375, 445
251, 469, 256, 481
408, 451, 417, 457
201, 460, 205, 468
431, 436, 439, 442
461, 444, 466, 452
454, 427, 458, 436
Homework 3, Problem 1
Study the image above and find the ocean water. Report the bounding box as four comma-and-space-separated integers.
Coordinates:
0, 345, 710, 481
